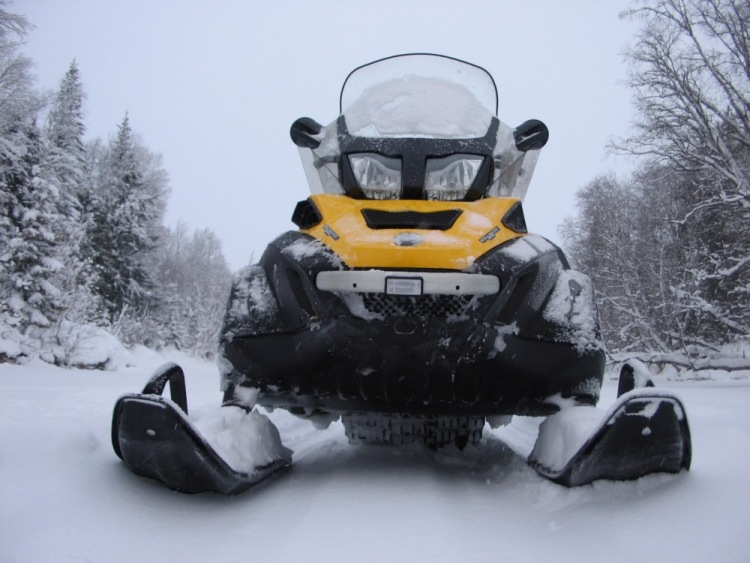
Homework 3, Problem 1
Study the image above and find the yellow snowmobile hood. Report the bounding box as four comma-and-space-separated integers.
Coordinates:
298, 194, 526, 270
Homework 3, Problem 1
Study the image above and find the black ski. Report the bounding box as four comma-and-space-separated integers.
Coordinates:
112, 364, 291, 494
528, 391, 691, 487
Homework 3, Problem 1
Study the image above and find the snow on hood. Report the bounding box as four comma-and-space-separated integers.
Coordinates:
343, 75, 494, 139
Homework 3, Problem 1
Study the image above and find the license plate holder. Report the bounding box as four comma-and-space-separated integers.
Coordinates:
385, 277, 423, 296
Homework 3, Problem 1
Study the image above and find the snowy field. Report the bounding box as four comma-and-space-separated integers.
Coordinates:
1, 349, 749, 563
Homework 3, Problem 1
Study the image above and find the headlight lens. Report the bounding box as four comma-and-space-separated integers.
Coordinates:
349, 153, 402, 199
425, 154, 484, 201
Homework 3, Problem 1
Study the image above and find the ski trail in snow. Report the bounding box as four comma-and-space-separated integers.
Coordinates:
2, 356, 750, 562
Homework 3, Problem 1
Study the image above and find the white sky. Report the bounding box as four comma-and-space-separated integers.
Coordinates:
15, 0, 638, 271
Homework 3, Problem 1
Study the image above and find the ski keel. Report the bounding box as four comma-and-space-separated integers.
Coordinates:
529, 391, 691, 487
112, 364, 291, 494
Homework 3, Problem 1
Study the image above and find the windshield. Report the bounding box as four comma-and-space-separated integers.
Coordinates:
296, 54, 543, 202
340, 54, 497, 139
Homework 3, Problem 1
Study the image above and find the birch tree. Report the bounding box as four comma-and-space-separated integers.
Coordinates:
599, 0, 750, 347
617, 0, 750, 196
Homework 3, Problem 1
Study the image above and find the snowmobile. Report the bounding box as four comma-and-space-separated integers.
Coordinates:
112, 54, 691, 494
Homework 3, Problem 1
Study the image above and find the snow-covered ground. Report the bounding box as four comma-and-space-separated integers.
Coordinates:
1, 350, 749, 562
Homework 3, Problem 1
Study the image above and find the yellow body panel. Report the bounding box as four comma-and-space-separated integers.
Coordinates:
301, 194, 526, 270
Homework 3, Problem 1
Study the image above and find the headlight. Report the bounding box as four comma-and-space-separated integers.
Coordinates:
425, 154, 484, 201
348, 153, 402, 199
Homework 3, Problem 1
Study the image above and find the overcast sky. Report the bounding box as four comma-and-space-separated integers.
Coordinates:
15, 0, 639, 271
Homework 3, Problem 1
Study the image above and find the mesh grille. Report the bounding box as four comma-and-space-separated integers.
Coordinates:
361, 209, 462, 230
361, 293, 472, 317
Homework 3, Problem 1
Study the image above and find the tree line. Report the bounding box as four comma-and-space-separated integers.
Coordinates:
0, 3, 232, 365
3, 1, 747, 370
561, 0, 749, 366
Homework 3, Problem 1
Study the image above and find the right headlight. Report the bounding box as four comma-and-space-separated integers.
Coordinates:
425, 154, 484, 201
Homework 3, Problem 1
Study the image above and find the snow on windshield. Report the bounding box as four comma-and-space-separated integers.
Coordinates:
341, 54, 498, 114
298, 54, 543, 201
343, 75, 495, 139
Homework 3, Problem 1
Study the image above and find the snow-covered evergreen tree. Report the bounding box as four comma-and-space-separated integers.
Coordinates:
45, 61, 85, 182
0, 2, 62, 357
0, 119, 63, 334
0, 3, 231, 363
42, 60, 98, 325
87, 115, 169, 329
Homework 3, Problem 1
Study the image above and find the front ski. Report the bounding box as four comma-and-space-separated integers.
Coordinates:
528, 390, 691, 487
112, 363, 291, 494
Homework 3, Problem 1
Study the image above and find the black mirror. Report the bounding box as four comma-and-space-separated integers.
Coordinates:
514, 119, 549, 152
290, 117, 325, 149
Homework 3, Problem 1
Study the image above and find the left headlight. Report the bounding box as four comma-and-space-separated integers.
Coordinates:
348, 153, 402, 199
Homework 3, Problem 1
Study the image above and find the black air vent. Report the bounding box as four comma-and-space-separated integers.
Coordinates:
361, 209, 463, 231
292, 199, 322, 229
501, 202, 527, 233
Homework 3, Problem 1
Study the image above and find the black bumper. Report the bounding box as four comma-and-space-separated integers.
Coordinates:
220, 231, 605, 418
222, 316, 603, 418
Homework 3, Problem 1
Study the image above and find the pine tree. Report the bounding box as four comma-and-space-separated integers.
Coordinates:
88, 114, 168, 326
42, 60, 97, 324
0, 119, 63, 333
0, 2, 227, 360
46, 62, 85, 175
0, 3, 64, 347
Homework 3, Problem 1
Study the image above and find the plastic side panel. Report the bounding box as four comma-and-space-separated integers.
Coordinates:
222, 265, 286, 339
